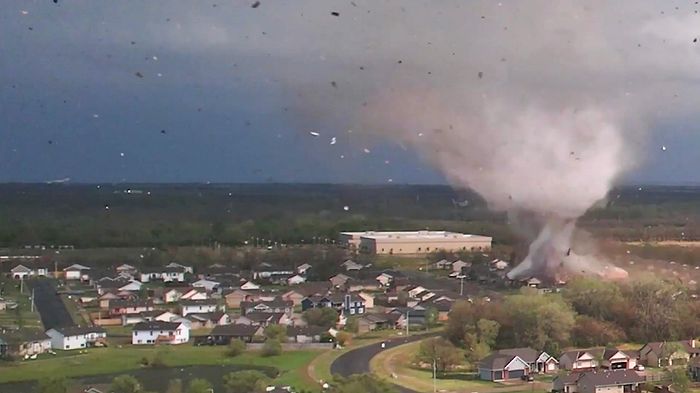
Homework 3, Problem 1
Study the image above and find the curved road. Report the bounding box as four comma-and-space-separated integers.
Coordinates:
331, 333, 438, 393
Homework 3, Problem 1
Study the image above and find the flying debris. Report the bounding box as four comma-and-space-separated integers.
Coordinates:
135, 72, 144, 78
331, 11, 340, 17
662, 145, 667, 151
343, 206, 350, 211
331, 81, 337, 88
152, 56, 158, 61
92, 114, 100, 118
251, 1, 260, 8
120, 152, 125, 157
46, 177, 71, 184
330, 137, 337, 145
363, 148, 370, 154
20, 10, 28, 15
340, 155, 345, 159
478, 71, 483, 79
309, 131, 320, 136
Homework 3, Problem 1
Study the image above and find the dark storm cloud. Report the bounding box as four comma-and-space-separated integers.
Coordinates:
0, 1, 698, 184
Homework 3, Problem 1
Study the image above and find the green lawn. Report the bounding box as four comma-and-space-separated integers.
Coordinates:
0, 345, 320, 390
0, 277, 43, 329
61, 294, 90, 325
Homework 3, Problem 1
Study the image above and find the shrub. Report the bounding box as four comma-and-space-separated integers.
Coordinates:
336, 331, 352, 346
228, 338, 246, 357
261, 339, 282, 357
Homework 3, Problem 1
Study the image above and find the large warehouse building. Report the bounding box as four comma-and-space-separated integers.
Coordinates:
339, 230, 492, 255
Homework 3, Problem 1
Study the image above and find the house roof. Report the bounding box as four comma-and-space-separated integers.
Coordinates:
577, 370, 644, 393
180, 299, 218, 306
0, 329, 50, 344
240, 298, 292, 309
110, 299, 153, 308
10, 264, 32, 273
286, 325, 325, 337
134, 321, 183, 331
496, 347, 541, 363
210, 324, 259, 337
478, 353, 521, 370
561, 350, 594, 361
51, 326, 106, 336
187, 311, 226, 323
245, 312, 286, 323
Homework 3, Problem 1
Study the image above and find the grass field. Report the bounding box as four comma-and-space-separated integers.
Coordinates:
0, 277, 42, 330
0, 345, 320, 390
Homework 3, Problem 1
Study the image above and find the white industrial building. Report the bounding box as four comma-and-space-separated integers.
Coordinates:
339, 230, 492, 255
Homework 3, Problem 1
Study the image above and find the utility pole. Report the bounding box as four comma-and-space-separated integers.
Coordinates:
30, 288, 35, 312
406, 310, 410, 337
459, 275, 465, 296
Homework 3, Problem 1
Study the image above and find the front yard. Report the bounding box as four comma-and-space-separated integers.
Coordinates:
0, 277, 42, 329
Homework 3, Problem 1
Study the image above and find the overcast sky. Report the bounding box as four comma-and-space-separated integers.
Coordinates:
1, 0, 699, 185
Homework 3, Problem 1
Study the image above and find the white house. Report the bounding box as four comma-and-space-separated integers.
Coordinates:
341, 260, 363, 271
118, 280, 143, 292
162, 266, 186, 282
10, 265, 33, 280
287, 275, 306, 285
181, 300, 220, 316
116, 264, 137, 275
63, 264, 91, 280
240, 281, 260, 290
296, 263, 312, 275
45, 326, 106, 351
452, 260, 469, 273
181, 288, 208, 301
192, 278, 220, 292
166, 262, 193, 274
132, 321, 189, 345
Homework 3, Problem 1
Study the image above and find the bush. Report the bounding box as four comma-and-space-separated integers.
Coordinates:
336, 331, 352, 346
228, 338, 246, 357
150, 350, 167, 368
261, 339, 282, 357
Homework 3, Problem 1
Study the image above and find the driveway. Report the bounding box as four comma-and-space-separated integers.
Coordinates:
29, 279, 74, 330
330, 332, 437, 393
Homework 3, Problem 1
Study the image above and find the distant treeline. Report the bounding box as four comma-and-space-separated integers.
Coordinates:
0, 183, 699, 248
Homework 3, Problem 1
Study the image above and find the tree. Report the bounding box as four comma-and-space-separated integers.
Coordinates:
328, 374, 397, 393
109, 375, 142, 393
261, 338, 282, 356
563, 276, 622, 321
621, 276, 684, 342
223, 370, 270, 393
416, 337, 462, 373
500, 293, 575, 351
571, 316, 627, 347
476, 319, 500, 348
345, 316, 359, 333
35, 377, 69, 393
302, 307, 339, 329
424, 307, 438, 329
336, 331, 352, 346
264, 324, 287, 342
228, 338, 246, 356
186, 378, 212, 393
666, 367, 690, 393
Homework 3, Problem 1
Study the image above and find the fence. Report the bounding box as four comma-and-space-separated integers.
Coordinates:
246, 342, 334, 350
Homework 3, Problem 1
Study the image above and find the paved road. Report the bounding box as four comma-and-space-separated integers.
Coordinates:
331, 333, 438, 393
29, 279, 74, 330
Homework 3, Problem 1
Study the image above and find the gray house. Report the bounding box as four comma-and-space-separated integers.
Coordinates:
478, 353, 530, 381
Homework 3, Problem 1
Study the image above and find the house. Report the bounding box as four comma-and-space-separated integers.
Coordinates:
286, 326, 324, 343
187, 311, 230, 329
132, 321, 189, 345
243, 312, 291, 327
63, 264, 91, 280
407, 285, 428, 298
434, 259, 451, 269
225, 288, 261, 308
376, 272, 394, 287
296, 263, 312, 275
346, 278, 380, 292
597, 348, 638, 370
166, 262, 193, 274
553, 369, 644, 393
240, 298, 293, 317
45, 326, 107, 350
181, 288, 208, 301
478, 353, 530, 381
376, 270, 406, 287
10, 264, 34, 280
207, 324, 262, 344
108, 299, 154, 317
115, 264, 137, 275
341, 260, 363, 271
559, 350, 599, 371
180, 299, 220, 316
287, 275, 306, 285
301, 294, 365, 315
329, 274, 351, 288
0, 329, 52, 358
357, 314, 398, 334
493, 348, 558, 374
357, 292, 375, 309
163, 288, 186, 303
192, 278, 220, 292
639, 341, 697, 367
118, 280, 143, 292
491, 259, 510, 270
522, 277, 542, 288
388, 306, 426, 327
162, 266, 186, 282
240, 281, 260, 290
452, 260, 470, 273
281, 282, 331, 306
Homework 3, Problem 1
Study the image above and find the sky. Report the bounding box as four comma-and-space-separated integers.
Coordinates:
1, 0, 699, 185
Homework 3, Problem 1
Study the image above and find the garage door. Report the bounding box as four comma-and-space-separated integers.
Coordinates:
509, 370, 525, 379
